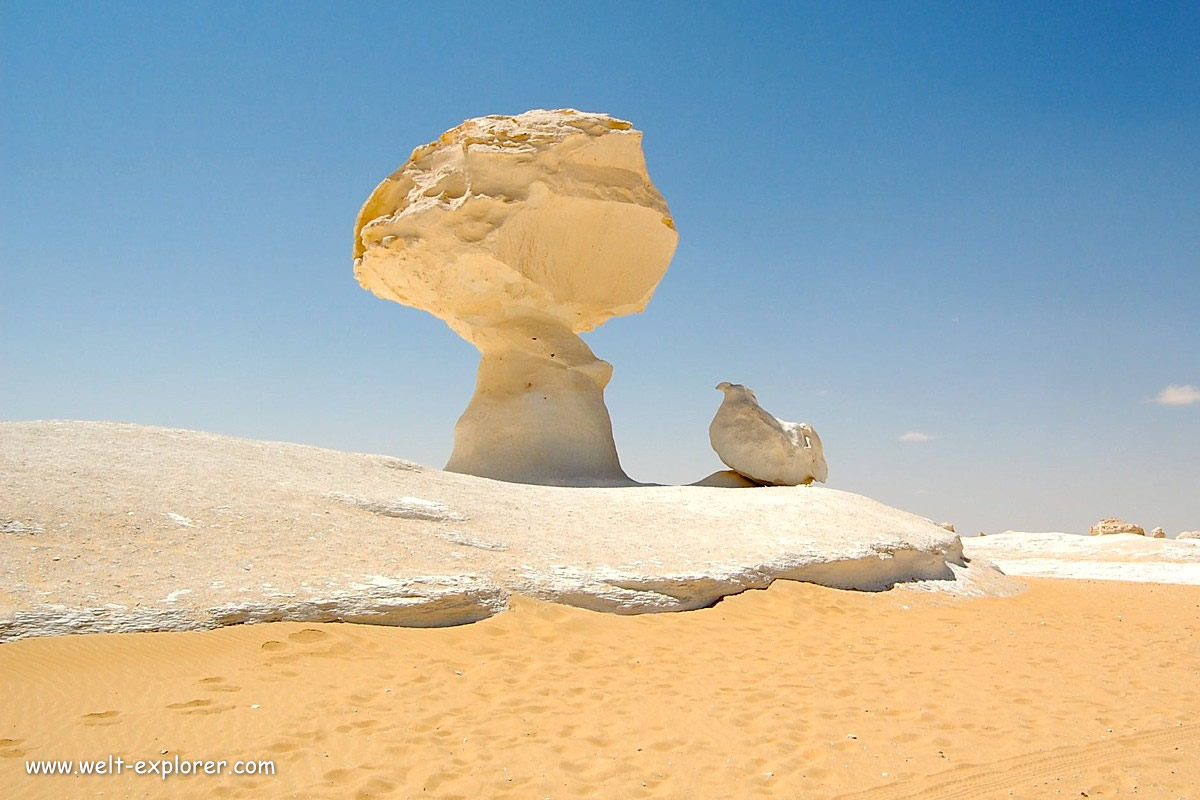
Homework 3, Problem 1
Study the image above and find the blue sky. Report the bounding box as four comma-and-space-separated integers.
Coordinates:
2, 1, 1197, 535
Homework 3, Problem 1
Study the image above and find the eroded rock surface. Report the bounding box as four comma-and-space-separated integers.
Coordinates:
353, 109, 678, 486
709, 382, 828, 486
0, 421, 998, 641
1089, 518, 1145, 536
690, 470, 762, 488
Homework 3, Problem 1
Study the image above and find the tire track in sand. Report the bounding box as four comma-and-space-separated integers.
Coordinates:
834, 722, 1200, 800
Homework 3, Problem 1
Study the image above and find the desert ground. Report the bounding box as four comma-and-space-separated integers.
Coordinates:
2, 577, 1197, 800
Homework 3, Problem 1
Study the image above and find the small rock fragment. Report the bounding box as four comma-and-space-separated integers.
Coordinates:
328, 492, 465, 522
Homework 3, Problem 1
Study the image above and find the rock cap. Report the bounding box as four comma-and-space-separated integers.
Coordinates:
353, 109, 678, 341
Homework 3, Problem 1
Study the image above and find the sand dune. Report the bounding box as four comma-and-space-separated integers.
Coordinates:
2, 578, 1197, 799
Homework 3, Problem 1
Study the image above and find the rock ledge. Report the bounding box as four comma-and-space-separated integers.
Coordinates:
1, 421, 1006, 641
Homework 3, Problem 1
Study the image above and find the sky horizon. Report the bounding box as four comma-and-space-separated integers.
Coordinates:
2, 1, 1197, 536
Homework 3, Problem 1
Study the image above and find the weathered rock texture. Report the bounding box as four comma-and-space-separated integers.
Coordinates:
709, 382, 828, 486
353, 109, 678, 486
1089, 518, 1145, 536
1149, 526, 1166, 539
0, 421, 1006, 642
1178, 531, 1200, 541
689, 470, 762, 488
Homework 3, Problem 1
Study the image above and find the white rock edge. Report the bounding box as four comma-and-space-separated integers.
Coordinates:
0, 541, 1002, 642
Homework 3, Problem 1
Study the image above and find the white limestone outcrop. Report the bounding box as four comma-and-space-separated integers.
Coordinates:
962, 531, 1200, 585
1149, 526, 1166, 538
1089, 517, 1145, 536
353, 109, 678, 486
0, 421, 1005, 642
708, 382, 828, 486
1178, 531, 1200, 540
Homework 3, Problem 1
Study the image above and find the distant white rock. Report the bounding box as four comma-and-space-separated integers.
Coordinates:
963, 531, 1200, 585
1089, 517, 1145, 536
1148, 526, 1166, 539
709, 382, 828, 486
939, 522, 956, 533
1178, 531, 1200, 541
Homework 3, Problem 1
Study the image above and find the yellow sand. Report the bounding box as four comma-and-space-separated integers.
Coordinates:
2, 579, 1197, 799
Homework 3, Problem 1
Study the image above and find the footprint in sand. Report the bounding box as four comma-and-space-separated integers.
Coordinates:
649, 737, 687, 752
80, 710, 121, 727
197, 677, 242, 693
167, 699, 213, 710
166, 698, 228, 715
0, 738, 26, 758
320, 641, 354, 657
358, 777, 398, 795
261, 640, 288, 652
288, 628, 329, 644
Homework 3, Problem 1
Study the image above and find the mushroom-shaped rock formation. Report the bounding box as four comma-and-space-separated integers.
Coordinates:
709, 382, 828, 486
353, 110, 678, 486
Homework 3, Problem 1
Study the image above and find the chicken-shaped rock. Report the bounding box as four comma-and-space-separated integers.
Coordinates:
709, 382, 828, 486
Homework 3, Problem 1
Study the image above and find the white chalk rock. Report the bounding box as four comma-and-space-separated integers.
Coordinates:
1177, 531, 1200, 540
354, 109, 678, 486
708, 382, 828, 486
1148, 526, 1166, 539
690, 470, 763, 488
1089, 517, 1145, 536
0, 421, 1011, 641
962, 531, 1200, 585
939, 522, 956, 533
